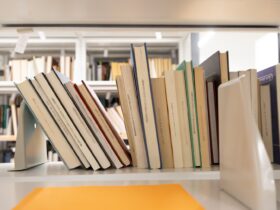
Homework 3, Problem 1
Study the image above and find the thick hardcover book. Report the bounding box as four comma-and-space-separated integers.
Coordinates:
258, 64, 280, 163
15, 79, 81, 169
131, 43, 161, 169
118, 64, 148, 168
45, 70, 111, 169
64, 82, 123, 169
177, 61, 201, 167
31, 78, 91, 169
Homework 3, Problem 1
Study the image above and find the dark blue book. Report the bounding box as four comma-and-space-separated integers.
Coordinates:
258, 65, 280, 163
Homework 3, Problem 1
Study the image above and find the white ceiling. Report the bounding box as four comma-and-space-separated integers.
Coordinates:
0, 0, 279, 26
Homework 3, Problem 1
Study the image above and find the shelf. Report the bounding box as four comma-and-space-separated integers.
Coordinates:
1, 162, 280, 182
0, 81, 117, 95
0, 135, 16, 141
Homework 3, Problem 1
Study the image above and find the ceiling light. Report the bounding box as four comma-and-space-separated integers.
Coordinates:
155, 32, 162, 40
38, 31, 46, 40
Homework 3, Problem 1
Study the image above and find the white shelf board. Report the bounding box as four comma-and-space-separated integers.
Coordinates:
0, 81, 117, 94
1, 162, 280, 183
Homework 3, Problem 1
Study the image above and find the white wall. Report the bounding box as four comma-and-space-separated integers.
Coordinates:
198, 32, 279, 71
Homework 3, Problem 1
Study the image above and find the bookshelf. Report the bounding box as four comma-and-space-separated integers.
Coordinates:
0, 162, 279, 210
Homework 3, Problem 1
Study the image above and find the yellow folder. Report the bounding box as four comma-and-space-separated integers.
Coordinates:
13, 184, 204, 210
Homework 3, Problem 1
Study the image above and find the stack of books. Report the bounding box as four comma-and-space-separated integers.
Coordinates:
15, 70, 131, 170
117, 44, 229, 169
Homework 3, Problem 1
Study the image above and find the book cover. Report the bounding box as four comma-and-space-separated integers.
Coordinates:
131, 43, 161, 169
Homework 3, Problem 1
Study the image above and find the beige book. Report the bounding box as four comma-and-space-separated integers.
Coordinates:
220, 52, 229, 84
33, 75, 93, 169
151, 77, 174, 168
45, 70, 111, 169
260, 85, 273, 162
194, 67, 211, 168
107, 107, 127, 139
165, 71, 183, 168
11, 103, 17, 135
46, 56, 52, 73
115, 105, 124, 120
65, 56, 71, 78
119, 65, 148, 168
229, 72, 239, 80
77, 82, 130, 166
116, 76, 138, 167
132, 44, 161, 169
65, 82, 123, 169
15, 80, 81, 169
175, 71, 193, 168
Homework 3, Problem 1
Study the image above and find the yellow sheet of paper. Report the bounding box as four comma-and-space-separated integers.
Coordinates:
13, 184, 204, 210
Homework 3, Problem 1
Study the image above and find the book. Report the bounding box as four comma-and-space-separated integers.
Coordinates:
131, 43, 161, 169
194, 67, 211, 168
206, 81, 219, 164
45, 70, 111, 169
64, 82, 123, 169
33, 75, 93, 169
258, 64, 280, 163
260, 85, 273, 162
165, 70, 192, 168
76, 82, 131, 166
13, 184, 204, 210
116, 75, 137, 167
118, 64, 148, 168
151, 77, 174, 168
15, 79, 81, 169
177, 61, 201, 167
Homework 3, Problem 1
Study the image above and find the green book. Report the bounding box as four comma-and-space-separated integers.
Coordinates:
176, 61, 202, 167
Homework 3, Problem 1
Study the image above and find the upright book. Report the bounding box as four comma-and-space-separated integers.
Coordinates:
257, 64, 280, 163
177, 61, 201, 167
194, 67, 211, 168
131, 44, 161, 169
151, 77, 174, 168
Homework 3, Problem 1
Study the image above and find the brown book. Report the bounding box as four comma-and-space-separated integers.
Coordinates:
194, 67, 211, 168
64, 82, 123, 169
151, 77, 174, 168
77, 82, 131, 166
